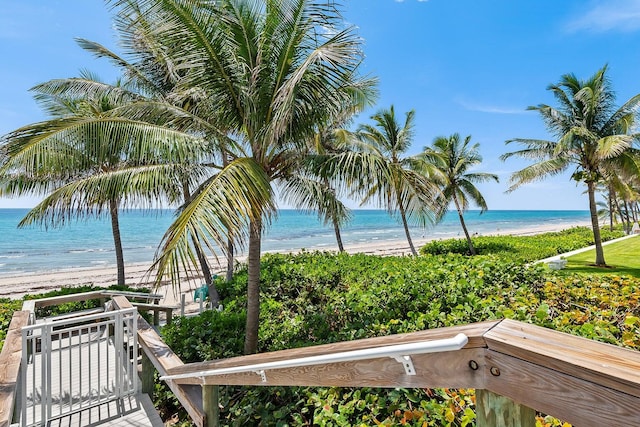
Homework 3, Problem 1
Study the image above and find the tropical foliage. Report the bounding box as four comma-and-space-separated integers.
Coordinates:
323, 106, 442, 256
421, 133, 498, 255
0, 72, 202, 285
502, 65, 640, 266
157, 248, 640, 425
104, 0, 377, 354
420, 226, 624, 262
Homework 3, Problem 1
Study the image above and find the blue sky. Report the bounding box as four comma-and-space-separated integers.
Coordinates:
2, 0, 640, 210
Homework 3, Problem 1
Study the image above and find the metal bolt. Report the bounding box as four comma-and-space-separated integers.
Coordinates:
468, 360, 479, 370
490, 366, 501, 376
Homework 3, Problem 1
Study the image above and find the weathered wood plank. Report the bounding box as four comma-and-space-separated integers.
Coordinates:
31, 290, 105, 308
101, 290, 164, 302
132, 302, 175, 325
166, 320, 498, 381
21, 300, 35, 313
476, 389, 535, 427
484, 349, 640, 427
0, 311, 30, 427
174, 348, 485, 388
202, 385, 220, 427
485, 319, 640, 398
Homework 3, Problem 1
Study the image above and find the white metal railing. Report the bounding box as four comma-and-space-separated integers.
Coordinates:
161, 333, 468, 383
19, 307, 138, 426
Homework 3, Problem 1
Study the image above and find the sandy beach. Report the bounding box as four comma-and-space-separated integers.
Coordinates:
0, 221, 591, 304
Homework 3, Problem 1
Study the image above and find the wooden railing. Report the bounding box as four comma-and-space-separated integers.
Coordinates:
161, 319, 640, 427
5, 289, 640, 427
0, 311, 30, 427
0, 289, 174, 427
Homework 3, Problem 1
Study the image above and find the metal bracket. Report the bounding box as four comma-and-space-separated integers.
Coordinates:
255, 369, 267, 382
392, 355, 416, 375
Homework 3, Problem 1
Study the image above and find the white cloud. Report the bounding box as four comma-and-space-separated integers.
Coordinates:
456, 98, 527, 115
566, 0, 640, 33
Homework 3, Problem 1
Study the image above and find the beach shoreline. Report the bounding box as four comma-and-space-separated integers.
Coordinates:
0, 220, 591, 303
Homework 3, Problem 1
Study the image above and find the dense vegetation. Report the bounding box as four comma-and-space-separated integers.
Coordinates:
158, 235, 639, 426
1, 228, 637, 425
419, 226, 624, 261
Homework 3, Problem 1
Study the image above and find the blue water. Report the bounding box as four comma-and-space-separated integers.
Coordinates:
0, 209, 590, 276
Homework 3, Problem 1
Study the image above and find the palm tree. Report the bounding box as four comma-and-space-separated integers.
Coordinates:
75, 30, 241, 298
502, 65, 640, 266
0, 75, 203, 285
421, 133, 498, 255
109, 0, 376, 353
335, 105, 441, 256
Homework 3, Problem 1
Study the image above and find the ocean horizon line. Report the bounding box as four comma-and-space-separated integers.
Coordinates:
0, 209, 592, 276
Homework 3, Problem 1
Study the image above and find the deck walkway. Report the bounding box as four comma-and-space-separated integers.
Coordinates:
21, 313, 164, 427
42, 394, 162, 427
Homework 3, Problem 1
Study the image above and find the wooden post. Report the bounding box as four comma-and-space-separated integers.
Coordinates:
202, 385, 220, 427
476, 389, 536, 427
141, 352, 155, 399
153, 309, 160, 326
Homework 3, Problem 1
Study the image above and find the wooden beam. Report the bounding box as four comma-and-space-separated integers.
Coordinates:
141, 352, 155, 398
202, 385, 220, 427
476, 389, 535, 427
101, 290, 164, 302
171, 348, 485, 388
132, 302, 175, 326
485, 319, 640, 398
484, 349, 640, 427
0, 311, 30, 427
166, 320, 498, 382
31, 290, 105, 308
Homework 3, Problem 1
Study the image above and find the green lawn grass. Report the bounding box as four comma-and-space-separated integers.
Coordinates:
562, 235, 640, 278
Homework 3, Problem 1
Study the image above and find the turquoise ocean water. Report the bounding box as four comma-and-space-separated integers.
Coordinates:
0, 209, 590, 276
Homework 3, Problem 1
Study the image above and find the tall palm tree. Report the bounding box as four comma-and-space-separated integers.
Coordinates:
334, 105, 441, 256
502, 65, 640, 266
109, 0, 376, 353
421, 133, 498, 255
76, 28, 241, 297
0, 75, 204, 285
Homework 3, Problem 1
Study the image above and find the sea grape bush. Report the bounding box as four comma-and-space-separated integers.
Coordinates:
0, 298, 25, 351
160, 250, 640, 426
419, 226, 624, 261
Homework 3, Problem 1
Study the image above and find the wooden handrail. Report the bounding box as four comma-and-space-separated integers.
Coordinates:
163, 319, 640, 427
0, 311, 30, 427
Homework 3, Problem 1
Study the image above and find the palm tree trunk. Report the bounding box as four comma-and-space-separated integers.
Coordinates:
608, 187, 614, 231
397, 197, 417, 256
623, 199, 632, 234
244, 217, 262, 354
453, 194, 475, 255
109, 199, 125, 286
226, 237, 234, 282
332, 215, 345, 252
588, 181, 606, 266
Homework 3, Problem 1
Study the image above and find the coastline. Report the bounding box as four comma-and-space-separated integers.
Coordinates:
0, 220, 591, 302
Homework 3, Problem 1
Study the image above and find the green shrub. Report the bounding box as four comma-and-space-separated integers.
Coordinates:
419, 226, 625, 261
0, 298, 26, 352
158, 250, 640, 426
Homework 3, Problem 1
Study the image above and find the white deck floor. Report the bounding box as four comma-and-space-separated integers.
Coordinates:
22, 325, 163, 427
